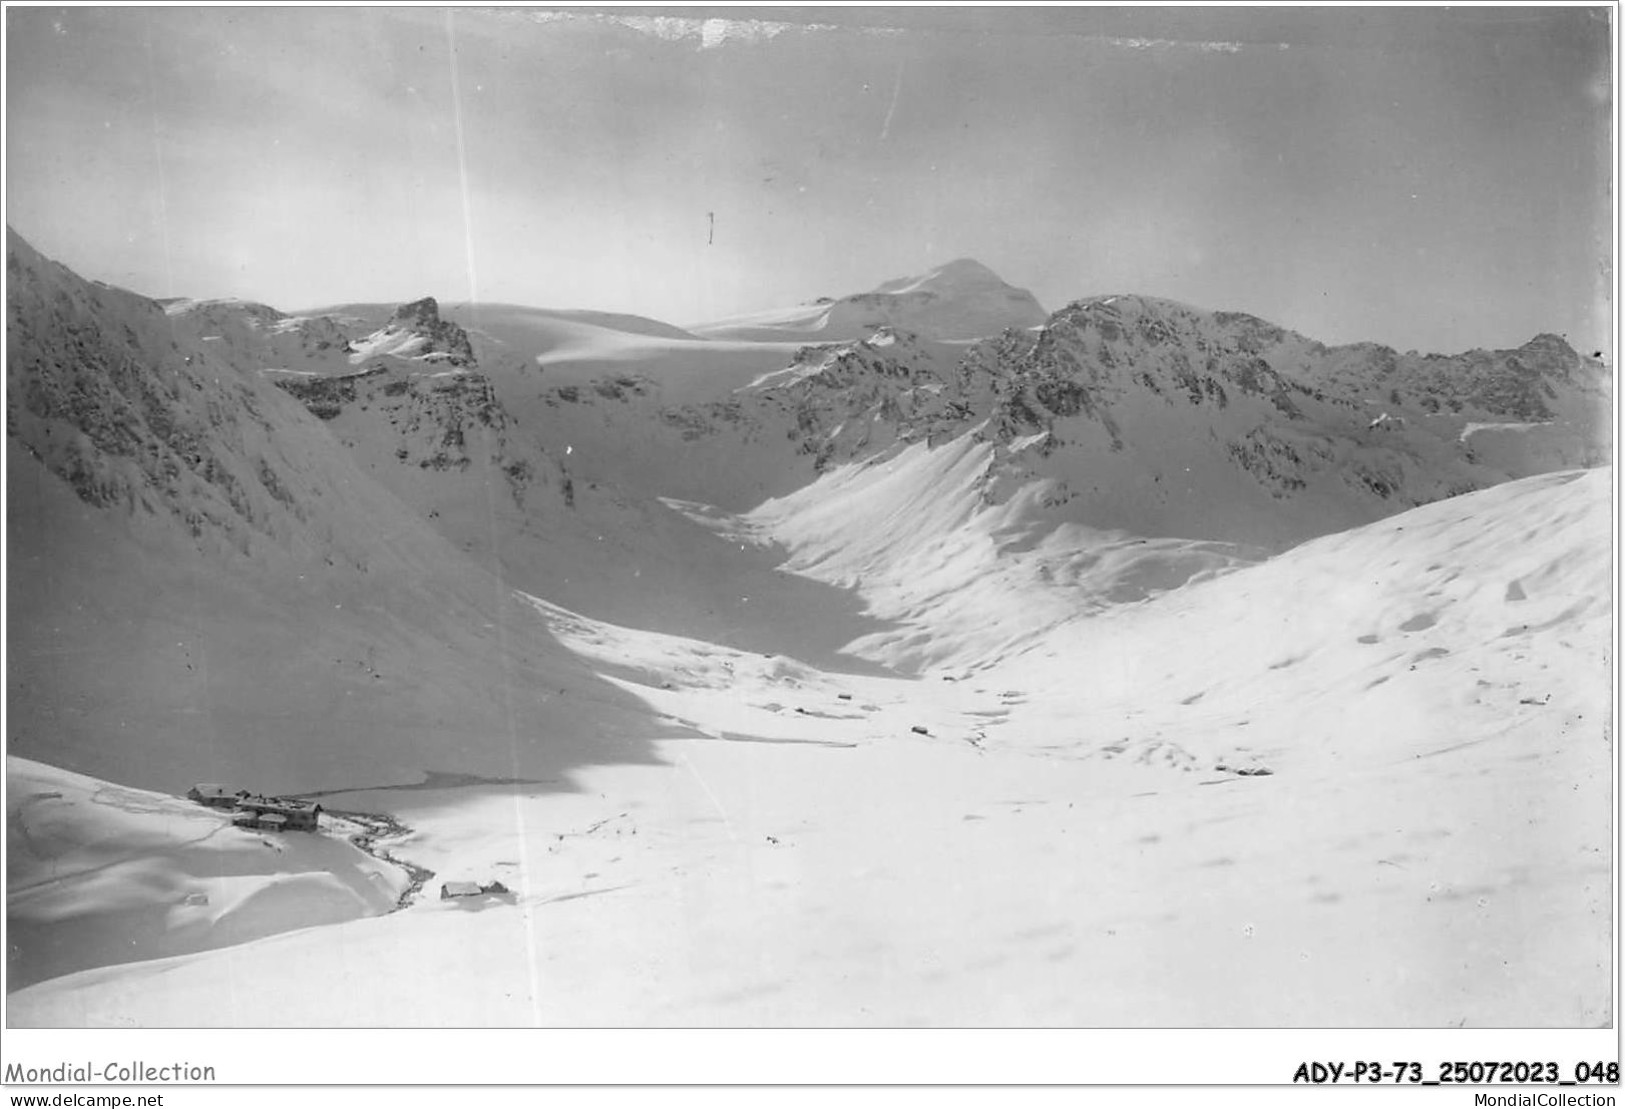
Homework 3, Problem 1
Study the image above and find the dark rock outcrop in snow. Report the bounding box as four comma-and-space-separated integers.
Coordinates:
385, 296, 476, 366
728, 291, 1611, 549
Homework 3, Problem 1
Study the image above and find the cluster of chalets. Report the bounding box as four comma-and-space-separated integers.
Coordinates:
186, 783, 322, 833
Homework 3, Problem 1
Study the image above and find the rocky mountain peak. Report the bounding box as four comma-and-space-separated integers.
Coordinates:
1520, 332, 1578, 357
356, 296, 473, 366
390, 296, 443, 327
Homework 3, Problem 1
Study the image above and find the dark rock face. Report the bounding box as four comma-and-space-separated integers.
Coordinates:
391, 296, 442, 326
950, 293, 1608, 449
727, 291, 1609, 545
6, 231, 305, 548
271, 367, 384, 420
382, 296, 475, 366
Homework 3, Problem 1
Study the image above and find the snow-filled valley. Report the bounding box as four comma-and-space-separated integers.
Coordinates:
4, 229, 1613, 1028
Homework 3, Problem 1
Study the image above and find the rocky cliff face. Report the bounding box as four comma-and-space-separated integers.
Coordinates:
374, 296, 476, 366
140, 284, 575, 521
721, 292, 1611, 549
267, 353, 570, 522
941, 294, 1609, 446
737, 327, 960, 474
335, 294, 477, 367
5, 230, 322, 561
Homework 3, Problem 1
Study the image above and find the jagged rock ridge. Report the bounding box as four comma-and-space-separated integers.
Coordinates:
688, 291, 1611, 550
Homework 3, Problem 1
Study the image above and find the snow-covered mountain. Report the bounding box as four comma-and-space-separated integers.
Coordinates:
5, 231, 1612, 1028
758, 293, 1609, 544
12, 226, 1607, 740
496, 287, 1608, 670
220, 264, 1609, 581
690, 258, 1049, 342
4, 229, 670, 797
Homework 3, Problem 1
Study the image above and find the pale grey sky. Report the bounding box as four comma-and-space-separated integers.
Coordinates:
5, 6, 1613, 354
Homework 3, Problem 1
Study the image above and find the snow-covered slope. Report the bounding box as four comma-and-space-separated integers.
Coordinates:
1000, 465, 1613, 776
453, 303, 700, 344
648, 295, 1606, 670
7, 757, 408, 991
690, 258, 1048, 343
729, 433, 1261, 672
924, 295, 1608, 544
161, 297, 361, 377
5, 228, 673, 795
157, 258, 1610, 676
6, 231, 1612, 1027
11, 467, 1609, 1027
263, 340, 893, 671
303, 301, 700, 344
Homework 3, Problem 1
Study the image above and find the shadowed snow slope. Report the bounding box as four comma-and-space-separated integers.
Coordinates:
9, 468, 1610, 1026
5, 228, 675, 795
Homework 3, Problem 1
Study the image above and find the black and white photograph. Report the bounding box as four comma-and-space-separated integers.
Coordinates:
2, 1, 1617, 1089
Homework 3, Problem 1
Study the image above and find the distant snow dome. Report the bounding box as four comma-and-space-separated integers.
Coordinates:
872, 257, 1013, 296
690, 258, 1048, 342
